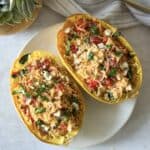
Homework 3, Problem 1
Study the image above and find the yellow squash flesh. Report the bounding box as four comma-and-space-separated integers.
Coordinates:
57, 14, 143, 104
10, 50, 85, 145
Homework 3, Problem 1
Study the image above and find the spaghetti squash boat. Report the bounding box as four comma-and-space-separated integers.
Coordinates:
10, 51, 84, 145
57, 14, 142, 104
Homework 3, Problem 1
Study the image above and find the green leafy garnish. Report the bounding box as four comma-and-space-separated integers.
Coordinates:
99, 64, 105, 70
35, 119, 44, 126
60, 109, 71, 120
112, 31, 121, 38
12, 87, 30, 98
71, 32, 79, 39
127, 67, 132, 80
12, 88, 25, 95
90, 25, 99, 35
40, 95, 49, 101
128, 52, 135, 58
20, 69, 28, 76
107, 92, 114, 100
19, 53, 30, 64
88, 52, 94, 60
36, 84, 47, 95
65, 40, 71, 55
83, 37, 90, 43
35, 107, 46, 114
115, 51, 122, 56
108, 68, 117, 77
68, 95, 79, 104
106, 44, 112, 49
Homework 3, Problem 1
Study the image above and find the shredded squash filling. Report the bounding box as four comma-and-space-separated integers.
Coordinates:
57, 14, 142, 104
10, 51, 84, 145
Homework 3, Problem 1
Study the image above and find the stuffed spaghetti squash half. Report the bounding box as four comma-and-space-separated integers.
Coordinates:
57, 14, 142, 104
10, 50, 84, 145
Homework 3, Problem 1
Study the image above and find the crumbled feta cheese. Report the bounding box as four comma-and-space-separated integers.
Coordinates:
35, 82, 39, 86
97, 43, 106, 50
64, 27, 71, 34
43, 71, 52, 81
120, 62, 129, 70
25, 98, 32, 105
74, 58, 81, 65
53, 110, 61, 117
126, 84, 132, 91
67, 123, 72, 132
72, 102, 79, 111
76, 39, 81, 45
104, 29, 112, 37
41, 124, 49, 132
123, 69, 128, 76
116, 74, 121, 80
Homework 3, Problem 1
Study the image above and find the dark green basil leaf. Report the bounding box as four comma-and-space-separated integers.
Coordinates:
19, 53, 30, 64
107, 92, 114, 100
88, 52, 94, 60
65, 40, 71, 55
35, 107, 46, 114
112, 31, 121, 38
90, 25, 99, 35
108, 68, 117, 77
36, 119, 44, 126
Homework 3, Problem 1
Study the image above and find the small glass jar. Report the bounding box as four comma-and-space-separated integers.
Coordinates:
0, 0, 42, 35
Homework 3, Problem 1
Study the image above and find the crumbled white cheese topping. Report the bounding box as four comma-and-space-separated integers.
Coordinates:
120, 62, 129, 70
72, 102, 79, 111
41, 124, 49, 132
97, 43, 106, 50
43, 71, 52, 81
126, 84, 132, 91
104, 29, 112, 37
53, 110, 61, 117
64, 27, 71, 34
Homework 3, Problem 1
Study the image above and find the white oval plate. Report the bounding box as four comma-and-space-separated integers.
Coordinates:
21, 23, 136, 148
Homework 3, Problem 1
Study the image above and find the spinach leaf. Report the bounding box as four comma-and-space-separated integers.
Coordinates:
19, 53, 30, 64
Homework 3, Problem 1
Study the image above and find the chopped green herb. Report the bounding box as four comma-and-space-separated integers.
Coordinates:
36, 119, 44, 126
65, 40, 71, 55
108, 68, 117, 77
106, 44, 112, 49
20, 69, 28, 76
115, 51, 122, 56
19, 53, 30, 64
68, 95, 79, 104
128, 52, 135, 58
71, 32, 79, 39
88, 52, 94, 60
107, 92, 114, 100
35, 107, 46, 114
127, 67, 132, 80
99, 64, 105, 70
12, 87, 31, 98
83, 37, 90, 43
90, 25, 99, 35
40, 95, 49, 101
61, 109, 71, 119
12, 88, 25, 95
72, 107, 78, 116
36, 84, 47, 95
112, 31, 121, 38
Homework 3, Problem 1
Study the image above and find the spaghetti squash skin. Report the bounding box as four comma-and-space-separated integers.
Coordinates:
57, 14, 142, 104
10, 50, 84, 145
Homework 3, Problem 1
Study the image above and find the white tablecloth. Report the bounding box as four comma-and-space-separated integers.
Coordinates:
0, 7, 150, 150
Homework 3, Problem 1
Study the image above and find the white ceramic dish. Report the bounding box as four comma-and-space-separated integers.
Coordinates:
20, 23, 136, 148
